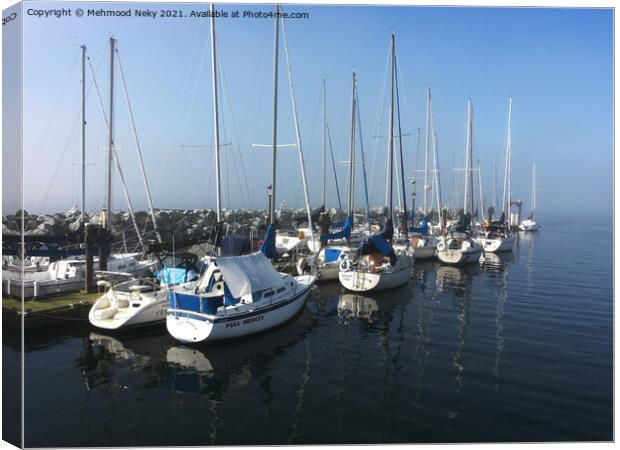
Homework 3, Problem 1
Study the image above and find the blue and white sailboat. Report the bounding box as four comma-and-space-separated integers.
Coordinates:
166, 4, 316, 343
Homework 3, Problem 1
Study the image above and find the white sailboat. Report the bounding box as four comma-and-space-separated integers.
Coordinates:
339, 34, 413, 292
520, 160, 539, 231
302, 73, 360, 281
408, 88, 440, 260
476, 97, 516, 252
166, 5, 316, 343
437, 98, 483, 265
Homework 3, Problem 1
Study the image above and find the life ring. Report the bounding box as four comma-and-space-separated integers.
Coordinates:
340, 259, 351, 272
298, 230, 305, 239
437, 241, 445, 251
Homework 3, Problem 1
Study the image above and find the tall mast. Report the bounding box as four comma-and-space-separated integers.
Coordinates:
105, 37, 115, 231
394, 47, 408, 238
210, 2, 222, 223
347, 72, 356, 216
507, 96, 512, 226
386, 33, 395, 222
469, 100, 475, 215
423, 88, 430, 217
493, 159, 497, 212
477, 159, 484, 219
531, 160, 536, 217
322, 78, 327, 207
463, 98, 472, 215
80, 44, 86, 226
502, 96, 513, 225
269, 5, 280, 225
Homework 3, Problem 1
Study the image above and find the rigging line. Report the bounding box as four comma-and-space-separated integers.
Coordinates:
216, 39, 254, 210
35, 48, 81, 158
115, 48, 162, 243
354, 86, 371, 227
87, 55, 145, 249
181, 29, 212, 138
280, 13, 316, 249
35, 62, 99, 214
170, 4, 208, 138
326, 122, 343, 211
245, 25, 270, 134
369, 40, 392, 206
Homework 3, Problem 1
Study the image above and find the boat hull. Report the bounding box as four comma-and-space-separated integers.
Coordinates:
519, 220, 539, 232
89, 292, 168, 330
476, 235, 515, 253
166, 277, 315, 343
437, 247, 483, 265
339, 258, 412, 292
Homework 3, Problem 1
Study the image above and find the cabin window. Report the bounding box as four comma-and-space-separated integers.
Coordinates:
264, 291, 274, 298
276, 287, 286, 294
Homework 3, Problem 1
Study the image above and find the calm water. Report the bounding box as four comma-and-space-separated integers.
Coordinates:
9, 215, 613, 446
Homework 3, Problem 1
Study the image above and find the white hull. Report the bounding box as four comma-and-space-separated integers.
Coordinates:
437, 247, 482, 265
2, 253, 154, 299
475, 234, 515, 253
339, 255, 412, 292
166, 275, 315, 343
89, 283, 168, 330
519, 219, 539, 232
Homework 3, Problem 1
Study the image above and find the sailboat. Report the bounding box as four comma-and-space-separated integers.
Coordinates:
301, 73, 361, 281
339, 34, 414, 292
476, 97, 516, 252
437, 98, 483, 265
166, 4, 316, 343
408, 88, 439, 260
520, 160, 539, 231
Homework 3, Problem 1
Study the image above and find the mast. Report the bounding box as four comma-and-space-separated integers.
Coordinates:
463, 98, 472, 215
115, 49, 162, 243
386, 33, 395, 222
80, 44, 86, 226
269, 5, 279, 225
502, 96, 513, 225
347, 72, 356, 216
105, 37, 115, 231
355, 87, 372, 230
493, 160, 497, 213
423, 88, 430, 217
322, 78, 326, 207
210, 2, 222, 223
477, 159, 484, 219
531, 160, 536, 218
280, 12, 316, 250
507, 97, 513, 226
394, 48, 407, 238
432, 131, 443, 225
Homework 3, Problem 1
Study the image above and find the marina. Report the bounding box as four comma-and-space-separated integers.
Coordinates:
2, 2, 613, 447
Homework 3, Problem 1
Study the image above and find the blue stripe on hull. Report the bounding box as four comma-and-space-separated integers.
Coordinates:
167, 284, 312, 324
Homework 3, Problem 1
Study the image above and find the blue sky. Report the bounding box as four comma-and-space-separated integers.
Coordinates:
10, 2, 613, 216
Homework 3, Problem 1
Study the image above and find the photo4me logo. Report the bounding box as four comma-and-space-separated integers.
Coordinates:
2, 11, 17, 26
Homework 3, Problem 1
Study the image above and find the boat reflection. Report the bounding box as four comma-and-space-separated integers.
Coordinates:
337, 287, 409, 324
480, 252, 514, 272
435, 264, 480, 294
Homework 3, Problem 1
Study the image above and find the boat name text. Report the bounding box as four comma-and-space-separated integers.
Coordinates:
225, 315, 265, 328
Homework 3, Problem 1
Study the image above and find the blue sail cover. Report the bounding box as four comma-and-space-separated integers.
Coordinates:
323, 247, 343, 263
260, 223, 277, 259
154, 267, 199, 285
358, 219, 397, 265
411, 218, 429, 235
320, 214, 353, 242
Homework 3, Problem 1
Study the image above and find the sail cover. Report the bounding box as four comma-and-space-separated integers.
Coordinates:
215, 252, 285, 299
260, 224, 277, 259
320, 214, 353, 242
